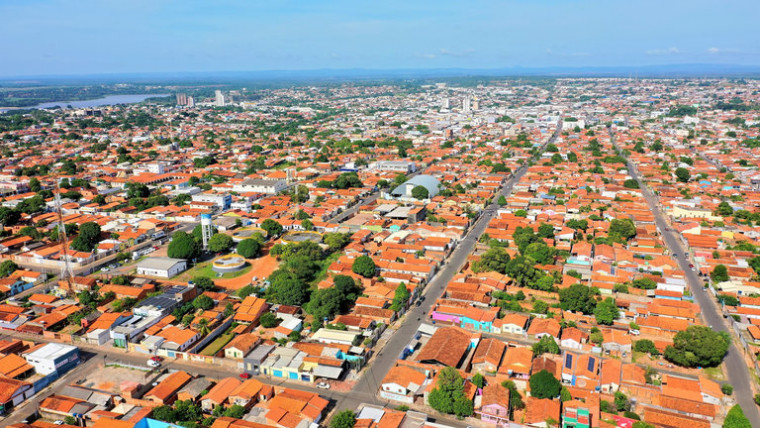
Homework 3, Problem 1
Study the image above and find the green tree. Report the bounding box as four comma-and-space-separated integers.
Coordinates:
711, 264, 729, 283
623, 179, 639, 189
609, 218, 636, 242
722, 384, 734, 395
411, 185, 429, 200
268, 272, 310, 306
529, 370, 561, 399
352, 255, 376, 278
497, 195, 507, 206
207, 233, 233, 253
723, 404, 751, 428
193, 295, 214, 311
63, 415, 77, 425
664, 325, 730, 368
559, 284, 599, 314
0, 260, 18, 278
390, 283, 411, 312
223, 404, 246, 419
633, 339, 660, 356
532, 335, 560, 356
428, 367, 473, 417
306, 287, 345, 321
192, 276, 216, 292
0, 207, 21, 226
323, 232, 352, 251
675, 167, 691, 183
524, 242, 557, 264
715, 201, 734, 217
259, 312, 280, 328
594, 297, 619, 325
502, 380, 525, 413
168, 231, 201, 259
70, 221, 101, 252
472, 373, 485, 388
237, 238, 262, 258
29, 177, 41, 193
260, 219, 283, 237
632, 278, 657, 289
472, 247, 511, 274
331, 410, 357, 428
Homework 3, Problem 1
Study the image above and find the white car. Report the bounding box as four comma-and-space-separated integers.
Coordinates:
147, 359, 161, 368
316, 381, 330, 389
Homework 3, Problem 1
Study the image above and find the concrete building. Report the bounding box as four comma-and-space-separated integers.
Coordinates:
191, 193, 231, 210
136, 257, 188, 278
232, 178, 287, 194
23, 343, 80, 376
370, 160, 417, 174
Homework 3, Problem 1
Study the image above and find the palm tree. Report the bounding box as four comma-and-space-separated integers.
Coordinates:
197, 318, 210, 336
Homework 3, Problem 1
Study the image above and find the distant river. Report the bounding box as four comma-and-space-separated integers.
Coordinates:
0, 93, 169, 112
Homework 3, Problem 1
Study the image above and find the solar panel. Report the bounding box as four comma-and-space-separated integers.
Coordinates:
565, 353, 573, 369
587, 357, 596, 372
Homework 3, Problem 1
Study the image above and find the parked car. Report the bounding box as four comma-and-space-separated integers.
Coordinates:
147, 359, 161, 368
150, 356, 163, 363
239, 373, 251, 379
316, 381, 330, 389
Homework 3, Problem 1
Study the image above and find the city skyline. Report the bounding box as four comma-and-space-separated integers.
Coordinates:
1, 0, 759, 78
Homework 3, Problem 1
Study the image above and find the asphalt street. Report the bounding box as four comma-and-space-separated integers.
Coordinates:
336, 120, 563, 415
614, 132, 760, 426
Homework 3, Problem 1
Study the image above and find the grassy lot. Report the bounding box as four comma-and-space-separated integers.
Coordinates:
702, 365, 726, 381
181, 261, 252, 281
199, 333, 235, 356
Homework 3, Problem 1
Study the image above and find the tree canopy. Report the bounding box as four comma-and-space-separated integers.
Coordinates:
331, 410, 357, 428
664, 325, 730, 368
559, 284, 599, 315
208, 233, 234, 253
411, 185, 429, 200
352, 255, 376, 278
529, 370, 561, 399
472, 247, 511, 274
237, 238, 262, 258
428, 367, 474, 417
594, 297, 620, 325
70, 221, 101, 252
168, 231, 201, 259
260, 219, 283, 237
723, 404, 751, 428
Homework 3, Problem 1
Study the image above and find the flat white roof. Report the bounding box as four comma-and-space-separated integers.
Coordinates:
26, 343, 77, 360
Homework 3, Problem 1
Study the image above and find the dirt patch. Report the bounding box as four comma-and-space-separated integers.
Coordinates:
80, 365, 149, 394
215, 246, 279, 291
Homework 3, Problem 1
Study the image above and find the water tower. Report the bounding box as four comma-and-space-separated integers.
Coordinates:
200, 213, 214, 250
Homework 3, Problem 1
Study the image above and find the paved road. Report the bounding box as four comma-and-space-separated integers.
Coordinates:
328, 171, 421, 225
329, 192, 380, 224
613, 131, 760, 426
336, 120, 563, 415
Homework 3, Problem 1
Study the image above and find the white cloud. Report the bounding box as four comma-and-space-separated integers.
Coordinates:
646, 47, 681, 55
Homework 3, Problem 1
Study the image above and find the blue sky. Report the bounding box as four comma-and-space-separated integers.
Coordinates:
1, 0, 758, 77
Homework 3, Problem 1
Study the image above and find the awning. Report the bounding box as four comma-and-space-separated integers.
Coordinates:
313, 365, 344, 380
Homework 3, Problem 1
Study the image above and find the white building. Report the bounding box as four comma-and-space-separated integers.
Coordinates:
232, 178, 287, 195
370, 160, 417, 174
136, 257, 188, 278
23, 343, 80, 375
214, 90, 227, 107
